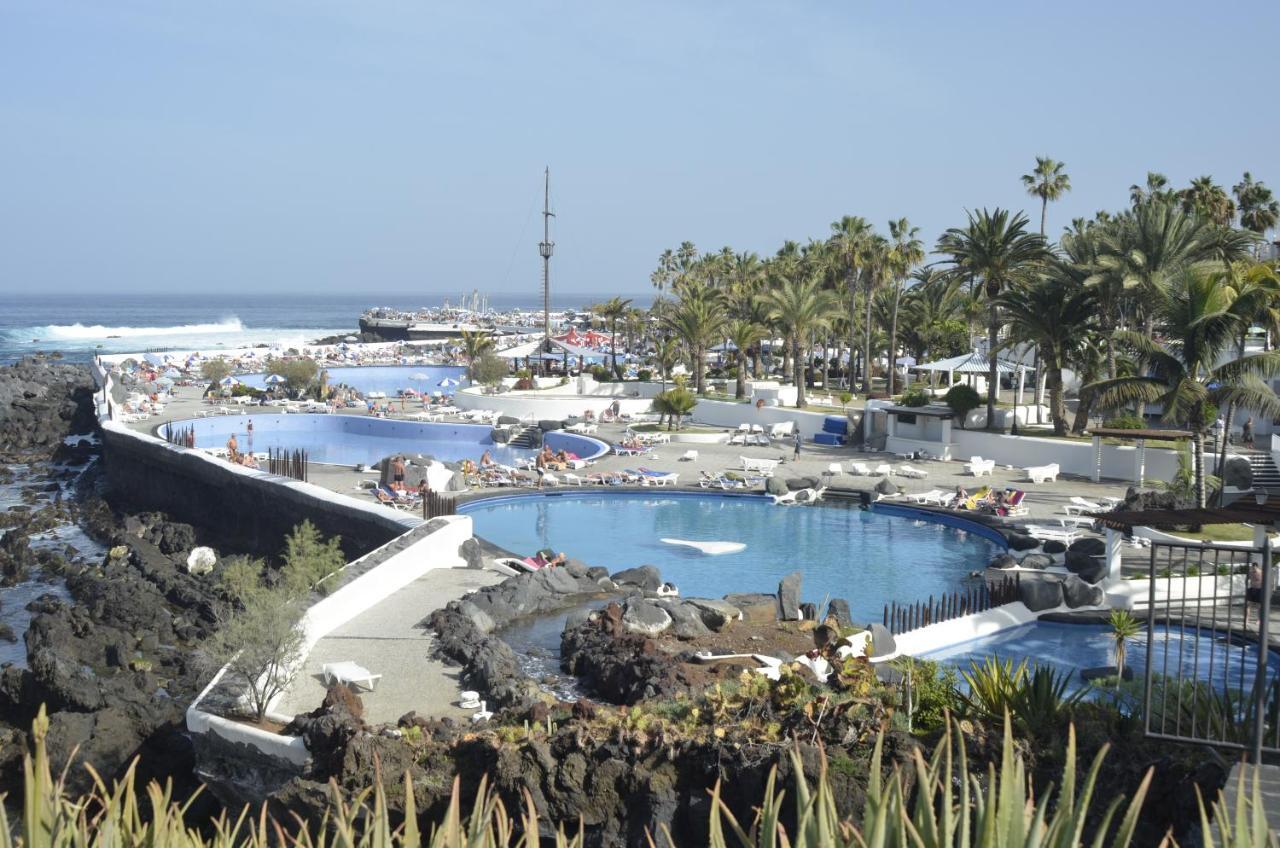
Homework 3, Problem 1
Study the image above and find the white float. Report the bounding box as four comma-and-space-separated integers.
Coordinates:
660, 538, 746, 555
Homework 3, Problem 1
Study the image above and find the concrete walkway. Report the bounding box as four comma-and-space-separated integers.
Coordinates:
275, 567, 504, 724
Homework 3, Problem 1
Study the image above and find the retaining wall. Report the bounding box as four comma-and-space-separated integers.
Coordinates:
950, 429, 1181, 483
690, 398, 846, 439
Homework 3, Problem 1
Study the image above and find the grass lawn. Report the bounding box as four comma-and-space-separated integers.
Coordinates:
1167, 524, 1257, 543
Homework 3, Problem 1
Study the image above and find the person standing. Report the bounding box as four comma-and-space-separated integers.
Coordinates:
793, 429, 802, 459
246, 418, 254, 452
1244, 416, 1255, 449
391, 455, 406, 489
1213, 415, 1226, 449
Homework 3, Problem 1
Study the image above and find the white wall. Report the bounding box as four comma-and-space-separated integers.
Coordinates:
453, 386, 654, 419
950, 429, 1181, 483
690, 398, 845, 439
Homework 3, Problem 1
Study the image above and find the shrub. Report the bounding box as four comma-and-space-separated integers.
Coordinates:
282, 520, 346, 593
637, 369, 653, 382
1102, 413, 1145, 430
200, 359, 231, 383
943, 384, 981, 427
266, 357, 319, 398
653, 387, 697, 431
469, 351, 508, 388
898, 386, 930, 408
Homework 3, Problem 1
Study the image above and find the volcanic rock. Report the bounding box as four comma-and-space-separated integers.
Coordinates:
777, 571, 803, 620
622, 599, 672, 636
826, 598, 853, 630
610, 565, 662, 593
724, 592, 777, 624
1062, 575, 1104, 608
684, 598, 741, 631
1019, 578, 1064, 612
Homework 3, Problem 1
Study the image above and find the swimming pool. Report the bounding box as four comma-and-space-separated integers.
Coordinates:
167, 414, 608, 466
238, 364, 469, 397
921, 620, 1280, 689
459, 492, 1003, 626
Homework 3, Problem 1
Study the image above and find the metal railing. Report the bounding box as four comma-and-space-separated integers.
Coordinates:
883, 575, 1020, 635
1141, 538, 1278, 762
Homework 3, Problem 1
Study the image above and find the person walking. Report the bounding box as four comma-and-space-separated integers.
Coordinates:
793, 430, 802, 459
1244, 416, 1255, 449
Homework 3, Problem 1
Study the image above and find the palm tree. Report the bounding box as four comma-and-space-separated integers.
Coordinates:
725, 320, 764, 399
1087, 267, 1280, 507
1130, 172, 1173, 207
885, 218, 924, 394
595, 296, 633, 377
458, 330, 494, 365
828, 216, 874, 390
1108, 609, 1142, 685
1233, 172, 1280, 238
1021, 156, 1072, 236
762, 271, 839, 408
997, 273, 1097, 435
1180, 176, 1236, 228
936, 209, 1048, 429
662, 284, 726, 395
651, 335, 680, 391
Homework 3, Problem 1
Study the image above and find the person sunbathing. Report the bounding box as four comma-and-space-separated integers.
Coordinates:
479, 450, 494, 468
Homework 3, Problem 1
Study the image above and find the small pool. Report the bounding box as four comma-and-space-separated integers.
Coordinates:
238, 364, 469, 397
922, 620, 1280, 690
165, 414, 608, 467
460, 492, 1003, 626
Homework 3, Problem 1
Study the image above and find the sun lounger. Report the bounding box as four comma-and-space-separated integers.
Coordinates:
896, 465, 928, 479
873, 463, 893, 476
679, 450, 698, 462
741, 456, 780, 476
769, 421, 795, 438
1063, 496, 1102, 515
1004, 489, 1029, 517
1025, 463, 1060, 484
322, 661, 382, 691
850, 462, 872, 476
563, 473, 583, 486
612, 445, 649, 457
1024, 524, 1082, 544
905, 489, 947, 505
965, 457, 995, 477
638, 468, 679, 487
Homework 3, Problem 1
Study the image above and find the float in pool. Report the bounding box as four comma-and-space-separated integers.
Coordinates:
460, 492, 1005, 626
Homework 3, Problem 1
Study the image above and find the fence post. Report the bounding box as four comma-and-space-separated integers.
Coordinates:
1252, 535, 1273, 763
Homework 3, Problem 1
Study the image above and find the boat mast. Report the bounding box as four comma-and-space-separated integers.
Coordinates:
538, 167, 555, 366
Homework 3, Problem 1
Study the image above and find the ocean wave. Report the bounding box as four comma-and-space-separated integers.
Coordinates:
25, 318, 245, 340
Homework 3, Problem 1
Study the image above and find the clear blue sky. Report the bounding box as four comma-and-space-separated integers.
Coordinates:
1, 1, 1277, 296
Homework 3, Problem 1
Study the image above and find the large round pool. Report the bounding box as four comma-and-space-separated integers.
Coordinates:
165, 414, 607, 466
238, 364, 469, 397
460, 493, 1004, 625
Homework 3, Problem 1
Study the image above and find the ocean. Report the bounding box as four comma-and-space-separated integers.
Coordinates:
0, 292, 651, 365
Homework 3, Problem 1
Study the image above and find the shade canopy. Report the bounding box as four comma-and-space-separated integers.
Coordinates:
912, 351, 1019, 375
264, 373, 288, 385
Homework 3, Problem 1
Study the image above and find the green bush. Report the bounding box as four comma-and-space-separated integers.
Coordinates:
943, 384, 981, 427
637, 369, 653, 382
898, 386, 930, 408
265, 357, 319, 399
469, 351, 508, 387
1102, 413, 1145, 430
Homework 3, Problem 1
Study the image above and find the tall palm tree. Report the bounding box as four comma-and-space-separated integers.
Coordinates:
1233, 172, 1280, 238
458, 330, 494, 365
884, 218, 924, 394
651, 335, 680, 391
1180, 176, 1236, 228
828, 216, 874, 390
998, 272, 1097, 435
595, 296, 633, 377
1021, 157, 1072, 236
662, 284, 726, 395
936, 209, 1048, 429
1130, 172, 1173, 207
762, 271, 839, 408
1088, 268, 1280, 507
725, 320, 765, 400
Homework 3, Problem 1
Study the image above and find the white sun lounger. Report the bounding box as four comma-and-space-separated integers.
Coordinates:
1024, 524, 1082, 545
679, 450, 699, 461
1025, 463, 1060, 483
965, 457, 995, 477
896, 465, 928, 479
905, 489, 947, 505
850, 462, 872, 476
741, 456, 780, 476
322, 661, 382, 691
873, 463, 893, 476
1063, 496, 1102, 515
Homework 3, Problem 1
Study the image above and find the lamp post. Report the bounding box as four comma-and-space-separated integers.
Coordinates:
538, 167, 555, 375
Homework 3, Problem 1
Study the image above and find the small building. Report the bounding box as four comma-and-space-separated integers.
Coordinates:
883, 404, 956, 460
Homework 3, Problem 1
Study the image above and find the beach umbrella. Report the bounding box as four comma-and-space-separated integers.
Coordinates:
155, 376, 175, 388
264, 374, 288, 385
219, 376, 240, 387
438, 377, 461, 387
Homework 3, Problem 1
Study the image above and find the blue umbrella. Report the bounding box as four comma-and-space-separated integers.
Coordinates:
438, 377, 461, 387
264, 373, 288, 385
219, 376, 239, 387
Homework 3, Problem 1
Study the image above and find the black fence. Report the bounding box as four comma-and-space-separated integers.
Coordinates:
423, 490, 456, 520
1141, 539, 1278, 763
162, 423, 193, 447
884, 575, 1020, 635
267, 448, 309, 482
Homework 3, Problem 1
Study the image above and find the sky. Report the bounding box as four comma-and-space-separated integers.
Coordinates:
1, 1, 1277, 297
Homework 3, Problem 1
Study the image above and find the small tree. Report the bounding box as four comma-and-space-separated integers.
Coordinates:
266, 357, 319, 399
206, 587, 306, 722
655, 386, 697, 431
943, 384, 981, 429
1108, 609, 1142, 684
281, 520, 345, 594
200, 359, 231, 385
469, 351, 508, 390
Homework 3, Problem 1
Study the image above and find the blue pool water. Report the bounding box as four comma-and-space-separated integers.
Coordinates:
165, 414, 607, 466
237, 364, 470, 397
460, 493, 1002, 625
922, 620, 1280, 689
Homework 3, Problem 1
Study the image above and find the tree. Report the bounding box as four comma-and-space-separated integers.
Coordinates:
205, 586, 306, 722
595, 296, 633, 377
828, 216, 875, 390
458, 330, 494, 365
1129, 171, 1173, 207
200, 359, 231, 385
651, 336, 680, 391
943, 384, 981, 428
281, 520, 346, 595
653, 386, 696, 431
469, 351, 508, 389
725, 320, 764, 400
1021, 156, 1071, 236
1180, 175, 1236, 228
762, 271, 838, 408
1108, 609, 1142, 685
997, 274, 1097, 435
884, 218, 924, 394
266, 357, 319, 399
936, 209, 1048, 429
662, 283, 726, 395
1233, 172, 1280, 239
1087, 267, 1280, 507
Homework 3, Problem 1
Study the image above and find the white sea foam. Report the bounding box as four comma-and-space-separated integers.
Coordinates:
33, 318, 245, 340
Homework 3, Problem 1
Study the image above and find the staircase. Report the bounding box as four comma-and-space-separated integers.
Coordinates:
1239, 448, 1280, 491
509, 425, 542, 449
